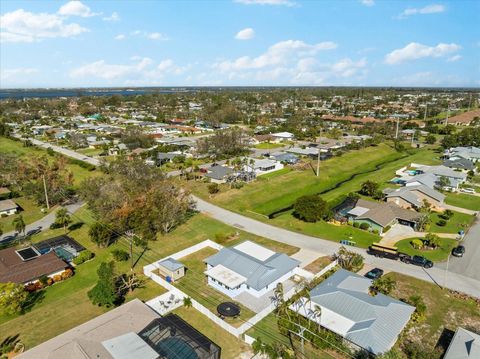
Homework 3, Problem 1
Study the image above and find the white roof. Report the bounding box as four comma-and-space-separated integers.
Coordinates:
102, 332, 158, 359
347, 206, 369, 216
272, 131, 294, 138
205, 264, 247, 288
234, 240, 275, 261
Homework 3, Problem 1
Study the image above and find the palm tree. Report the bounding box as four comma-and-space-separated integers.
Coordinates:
313, 304, 322, 332
12, 215, 26, 238
183, 297, 192, 308
55, 207, 71, 233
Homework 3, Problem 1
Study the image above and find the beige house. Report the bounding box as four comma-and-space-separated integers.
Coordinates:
157, 257, 185, 281
0, 199, 18, 216
384, 185, 445, 211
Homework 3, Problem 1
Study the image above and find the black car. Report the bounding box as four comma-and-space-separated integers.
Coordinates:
405, 255, 434, 268
1, 235, 15, 243
26, 227, 42, 237
452, 245, 465, 257
365, 268, 384, 280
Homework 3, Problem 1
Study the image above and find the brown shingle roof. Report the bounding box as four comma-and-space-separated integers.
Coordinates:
0, 247, 68, 284
354, 199, 421, 227
447, 109, 480, 125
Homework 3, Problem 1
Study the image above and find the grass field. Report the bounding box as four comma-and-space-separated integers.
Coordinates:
395, 237, 457, 262
428, 210, 475, 234
0, 207, 297, 350
254, 142, 284, 149
445, 192, 480, 211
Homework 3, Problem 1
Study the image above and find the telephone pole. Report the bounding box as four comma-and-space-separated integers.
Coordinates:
316, 127, 321, 177
42, 175, 50, 209
395, 118, 400, 139
423, 103, 428, 122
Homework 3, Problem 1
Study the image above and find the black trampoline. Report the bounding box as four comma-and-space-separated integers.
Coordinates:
217, 302, 240, 318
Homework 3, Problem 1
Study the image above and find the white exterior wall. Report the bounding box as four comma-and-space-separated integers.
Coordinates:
255, 162, 284, 176
0, 208, 17, 216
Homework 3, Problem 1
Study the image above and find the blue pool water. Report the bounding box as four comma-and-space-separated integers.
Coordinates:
54, 247, 76, 262
156, 338, 198, 359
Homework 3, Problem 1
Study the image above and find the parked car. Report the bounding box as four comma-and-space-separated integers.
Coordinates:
365, 268, 384, 280
26, 227, 42, 237
402, 255, 434, 268
0, 235, 15, 243
460, 188, 476, 194
452, 245, 466, 257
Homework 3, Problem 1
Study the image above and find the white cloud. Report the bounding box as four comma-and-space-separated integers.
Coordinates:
157, 59, 190, 75
58, 1, 100, 17
147, 32, 169, 41
70, 57, 153, 80
0, 9, 88, 43
361, 0, 375, 7
214, 39, 337, 71
398, 4, 445, 18
234, 0, 297, 7
235, 28, 255, 40
331, 58, 367, 77
103, 12, 120, 21
447, 54, 462, 62
0, 68, 38, 81
385, 42, 460, 64
114, 34, 126, 40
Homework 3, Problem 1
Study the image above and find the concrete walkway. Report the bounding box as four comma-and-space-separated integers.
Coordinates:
443, 204, 477, 215
193, 195, 480, 298
379, 223, 458, 246
0, 201, 84, 242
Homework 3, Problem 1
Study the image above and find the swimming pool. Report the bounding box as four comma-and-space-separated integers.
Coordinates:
54, 247, 76, 262
156, 337, 198, 359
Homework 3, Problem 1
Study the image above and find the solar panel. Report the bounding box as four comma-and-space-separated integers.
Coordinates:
16, 247, 40, 261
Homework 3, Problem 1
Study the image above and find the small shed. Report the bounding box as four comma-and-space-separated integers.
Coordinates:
157, 258, 185, 281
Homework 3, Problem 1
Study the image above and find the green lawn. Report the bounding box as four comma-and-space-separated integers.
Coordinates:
174, 307, 251, 359
173, 247, 255, 327
257, 167, 291, 179
0, 208, 297, 350
254, 142, 284, 149
428, 210, 475, 234
445, 192, 480, 211
388, 272, 480, 354
0, 197, 53, 233
395, 237, 457, 262
77, 148, 104, 156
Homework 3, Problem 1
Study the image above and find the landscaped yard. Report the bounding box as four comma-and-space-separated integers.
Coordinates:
304, 256, 334, 273
395, 237, 457, 262
173, 247, 256, 327
0, 197, 53, 233
445, 192, 480, 211
388, 272, 480, 355
254, 142, 284, 149
0, 208, 296, 351
428, 210, 475, 234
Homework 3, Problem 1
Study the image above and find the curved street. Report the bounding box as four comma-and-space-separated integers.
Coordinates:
193, 195, 480, 298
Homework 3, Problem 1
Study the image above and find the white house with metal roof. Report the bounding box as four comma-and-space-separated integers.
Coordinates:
444, 327, 480, 359
204, 241, 300, 298
290, 269, 415, 355
243, 157, 284, 176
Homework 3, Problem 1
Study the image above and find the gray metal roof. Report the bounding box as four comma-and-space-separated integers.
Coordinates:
205, 165, 233, 180
102, 332, 158, 359
406, 173, 437, 189
443, 158, 475, 171
309, 269, 415, 355
419, 165, 467, 180
444, 327, 480, 359
0, 199, 17, 212
158, 257, 184, 272
204, 241, 300, 291
385, 184, 445, 205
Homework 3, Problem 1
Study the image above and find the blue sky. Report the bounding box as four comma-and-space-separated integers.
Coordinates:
0, 0, 478, 88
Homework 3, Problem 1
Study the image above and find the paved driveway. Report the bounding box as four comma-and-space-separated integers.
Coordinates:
194, 196, 480, 298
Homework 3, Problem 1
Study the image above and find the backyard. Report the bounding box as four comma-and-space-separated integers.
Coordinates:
0, 197, 53, 233
0, 208, 297, 351
428, 210, 475, 234
445, 192, 480, 211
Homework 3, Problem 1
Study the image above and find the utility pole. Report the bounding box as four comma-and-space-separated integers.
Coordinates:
444, 253, 451, 288
445, 106, 450, 126
125, 230, 135, 269
316, 127, 321, 177
423, 103, 428, 122
395, 118, 400, 139
42, 175, 50, 209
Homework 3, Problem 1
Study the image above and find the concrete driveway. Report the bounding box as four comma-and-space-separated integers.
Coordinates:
380, 223, 416, 246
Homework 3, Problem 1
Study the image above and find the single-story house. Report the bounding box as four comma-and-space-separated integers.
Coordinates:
384, 184, 445, 210
204, 241, 300, 298
20, 299, 221, 359
0, 246, 69, 284
108, 143, 128, 156
205, 165, 234, 184
286, 146, 319, 157
0, 199, 18, 216
271, 131, 294, 142
446, 109, 480, 126
413, 164, 467, 191
443, 158, 475, 171
444, 327, 480, 359
290, 269, 415, 355
347, 199, 422, 234
243, 157, 284, 176
271, 152, 299, 164
156, 257, 185, 281
446, 146, 480, 163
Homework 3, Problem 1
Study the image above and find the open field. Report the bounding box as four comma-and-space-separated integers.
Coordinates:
254, 142, 284, 149
429, 210, 475, 234
0, 137, 98, 187
173, 247, 256, 327
395, 237, 457, 262
445, 192, 480, 211
0, 208, 297, 350
388, 272, 480, 355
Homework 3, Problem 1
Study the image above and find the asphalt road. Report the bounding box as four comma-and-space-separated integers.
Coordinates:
193, 195, 480, 298
438, 214, 480, 280
0, 202, 84, 242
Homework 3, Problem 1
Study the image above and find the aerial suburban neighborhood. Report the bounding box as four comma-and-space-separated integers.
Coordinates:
1, 1, 479, 359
